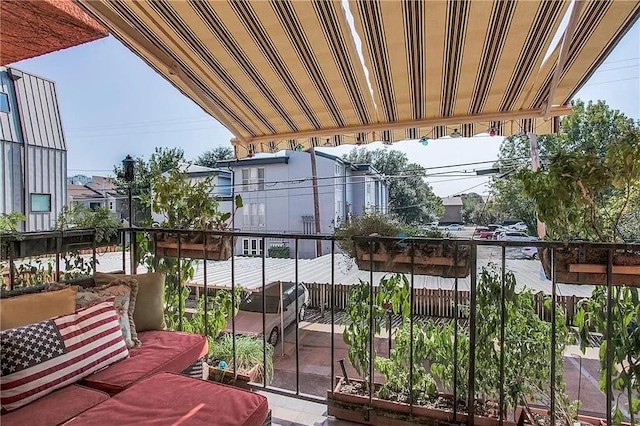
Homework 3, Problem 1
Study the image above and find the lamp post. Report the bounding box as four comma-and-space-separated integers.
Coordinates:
122, 155, 136, 273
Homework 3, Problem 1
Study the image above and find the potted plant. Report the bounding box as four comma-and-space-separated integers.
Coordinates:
330, 267, 579, 425
149, 166, 242, 260
205, 334, 274, 389
335, 213, 470, 278
517, 128, 640, 285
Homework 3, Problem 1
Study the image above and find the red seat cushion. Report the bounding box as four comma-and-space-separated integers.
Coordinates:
68, 373, 269, 426
1, 384, 109, 426
82, 331, 207, 395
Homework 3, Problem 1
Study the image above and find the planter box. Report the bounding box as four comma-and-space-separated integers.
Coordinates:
354, 243, 471, 278
328, 377, 516, 426
204, 362, 260, 390
521, 406, 632, 426
540, 247, 640, 286
1, 231, 120, 260
152, 233, 232, 261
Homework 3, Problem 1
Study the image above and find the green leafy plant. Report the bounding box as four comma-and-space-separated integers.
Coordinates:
427, 265, 572, 421
575, 286, 640, 425
0, 212, 26, 234
56, 204, 122, 244
517, 127, 640, 242
209, 334, 274, 384
268, 245, 290, 259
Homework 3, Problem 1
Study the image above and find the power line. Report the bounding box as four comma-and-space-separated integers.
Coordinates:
583, 76, 638, 87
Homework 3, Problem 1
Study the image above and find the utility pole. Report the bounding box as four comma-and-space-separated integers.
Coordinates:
309, 147, 323, 257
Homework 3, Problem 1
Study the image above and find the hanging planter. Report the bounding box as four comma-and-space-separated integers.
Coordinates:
151, 232, 232, 261
539, 246, 640, 286
353, 240, 471, 278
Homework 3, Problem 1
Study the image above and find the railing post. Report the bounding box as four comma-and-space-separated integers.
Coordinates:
202, 231, 208, 337
177, 232, 183, 332
467, 243, 477, 426
605, 248, 614, 425
330, 239, 335, 397
550, 247, 557, 422
499, 245, 506, 425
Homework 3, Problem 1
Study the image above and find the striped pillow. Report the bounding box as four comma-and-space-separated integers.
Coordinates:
0, 299, 129, 411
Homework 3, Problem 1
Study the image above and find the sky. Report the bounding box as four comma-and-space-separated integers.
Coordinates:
11, 14, 640, 197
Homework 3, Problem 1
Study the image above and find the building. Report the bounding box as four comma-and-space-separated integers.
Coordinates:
67, 175, 125, 219
151, 164, 233, 225
0, 67, 68, 232
440, 196, 463, 225
217, 150, 388, 259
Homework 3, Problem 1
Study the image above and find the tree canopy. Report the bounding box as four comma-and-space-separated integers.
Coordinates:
343, 147, 443, 224
194, 146, 234, 168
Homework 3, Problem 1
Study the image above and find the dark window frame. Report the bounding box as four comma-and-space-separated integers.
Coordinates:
30, 193, 51, 213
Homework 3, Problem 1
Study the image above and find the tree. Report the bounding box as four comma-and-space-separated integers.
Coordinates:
489, 99, 637, 236
344, 148, 443, 224
460, 192, 484, 224
194, 146, 234, 168
112, 147, 185, 224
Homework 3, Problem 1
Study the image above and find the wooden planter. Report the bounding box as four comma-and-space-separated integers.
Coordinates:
354, 242, 471, 278
327, 377, 517, 426
521, 406, 632, 426
540, 247, 640, 286
205, 363, 260, 390
1, 231, 120, 260
151, 233, 232, 260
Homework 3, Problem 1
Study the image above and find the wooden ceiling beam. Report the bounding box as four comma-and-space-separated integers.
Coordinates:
233, 105, 572, 144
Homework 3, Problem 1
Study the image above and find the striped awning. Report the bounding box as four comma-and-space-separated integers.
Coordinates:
77, 1, 639, 158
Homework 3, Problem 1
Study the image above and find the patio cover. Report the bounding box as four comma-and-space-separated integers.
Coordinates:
76, 1, 639, 158
1, 0, 107, 65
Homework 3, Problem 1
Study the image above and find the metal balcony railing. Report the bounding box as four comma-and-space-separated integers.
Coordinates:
1, 227, 638, 425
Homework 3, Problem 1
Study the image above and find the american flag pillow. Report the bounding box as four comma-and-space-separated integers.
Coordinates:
0, 299, 129, 411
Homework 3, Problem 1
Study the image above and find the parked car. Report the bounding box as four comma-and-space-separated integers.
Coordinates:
473, 227, 493, 239
522, 247, 538, 259
508, 222, 528, 232
225, 281, 309, 346
496, 231, 537, 242
445, 224, 465, 231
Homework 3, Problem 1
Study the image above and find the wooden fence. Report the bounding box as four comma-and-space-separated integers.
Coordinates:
304, 282, 584, 325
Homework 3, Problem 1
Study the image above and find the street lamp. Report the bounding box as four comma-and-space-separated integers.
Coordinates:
122, 155, 136, 274
122, 155, 135, 227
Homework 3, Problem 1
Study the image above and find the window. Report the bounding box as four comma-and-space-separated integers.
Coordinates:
109, 202, 114, 210
242, 238, 264, 256
241, 167, 265, 191
0, 92, 9, 113
335, 163, 342, 176
243, 202, 265, 227
30, 193, 51, 212
89, 202, 101, 210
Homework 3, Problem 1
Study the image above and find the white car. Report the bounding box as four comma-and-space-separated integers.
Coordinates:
522, 247, 539, 259
225, 282, 309, 346
445, 224, 465, 231
496, 231, 537, 242
508, 222, 528, 232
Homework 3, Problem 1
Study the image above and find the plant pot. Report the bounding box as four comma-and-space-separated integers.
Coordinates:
354, 242, 471, 278
151, 232, 232, 260
520, 405, 632, 426
205, 363, 259, 390
327, 377, 516, 426
540, 247, 640, 286
1, 230, 120, 260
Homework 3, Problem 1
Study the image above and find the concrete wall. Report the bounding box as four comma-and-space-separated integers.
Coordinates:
0, 67, 67, 231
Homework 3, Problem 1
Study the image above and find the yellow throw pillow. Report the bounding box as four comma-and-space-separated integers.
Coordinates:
0, 287, 78, 330
94, 272, 165, 332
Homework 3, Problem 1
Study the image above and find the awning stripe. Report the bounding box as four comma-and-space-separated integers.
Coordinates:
271, 1, 346, 128
469, 0, 516, 114
150, 1, 281, 134
226, 1, 322, 130
403, 1, 425, 120
499, 0, 567, 112
441, 0, 470, 117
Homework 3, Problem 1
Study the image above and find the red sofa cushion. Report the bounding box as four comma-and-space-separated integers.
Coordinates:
1, 384, 109, 426
82, 331, 207, 395
68, 372, 269, 426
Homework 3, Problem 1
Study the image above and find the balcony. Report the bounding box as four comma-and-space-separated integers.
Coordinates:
2, 227, 638, 426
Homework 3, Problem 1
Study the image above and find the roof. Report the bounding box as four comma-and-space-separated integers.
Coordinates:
84, 176, 119, 196
77, 1, 639, 157
1, 0, 107, 66
67, 184, 103, 199
442, 197, 463, 207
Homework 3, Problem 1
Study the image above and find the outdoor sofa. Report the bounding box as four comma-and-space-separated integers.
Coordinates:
0, 272, 270, 425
